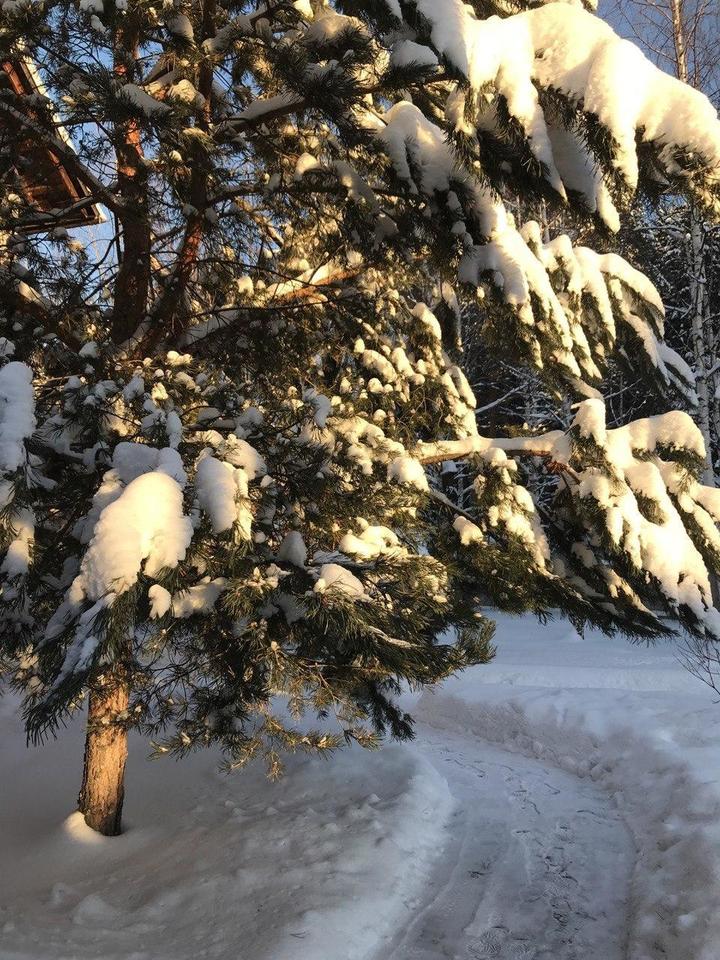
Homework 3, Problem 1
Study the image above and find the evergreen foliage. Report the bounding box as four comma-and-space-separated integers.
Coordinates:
1, 0, 720, 778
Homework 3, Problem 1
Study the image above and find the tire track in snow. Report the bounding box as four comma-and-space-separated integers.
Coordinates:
377, 726, 634, 960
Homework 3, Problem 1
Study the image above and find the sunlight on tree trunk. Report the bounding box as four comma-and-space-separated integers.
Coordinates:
78, 676, 130, 837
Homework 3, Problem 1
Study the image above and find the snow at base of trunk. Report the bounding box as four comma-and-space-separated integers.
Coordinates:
0, 704, 451, 960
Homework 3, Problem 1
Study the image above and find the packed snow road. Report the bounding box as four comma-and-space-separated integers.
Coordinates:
379, 725, 633, 960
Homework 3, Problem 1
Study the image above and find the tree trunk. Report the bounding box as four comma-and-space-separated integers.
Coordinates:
109, 23, 151, 346
142, 0, 216, 350
688, 211, 715, 484
78, 676, 130, 837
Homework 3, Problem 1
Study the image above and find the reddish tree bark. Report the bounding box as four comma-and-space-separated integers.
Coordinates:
110, 23, 151, 346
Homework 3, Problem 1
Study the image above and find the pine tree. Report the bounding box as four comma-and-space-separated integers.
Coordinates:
2, 0, 720, 835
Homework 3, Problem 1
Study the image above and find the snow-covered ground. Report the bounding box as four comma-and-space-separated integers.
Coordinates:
2, 614, 720, 960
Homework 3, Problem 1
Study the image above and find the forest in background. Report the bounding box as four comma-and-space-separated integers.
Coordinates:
469, 0, 720, 480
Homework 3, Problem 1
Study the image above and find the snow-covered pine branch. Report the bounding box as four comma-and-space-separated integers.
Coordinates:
363, 0, 720, 219
415, 400, 720, 638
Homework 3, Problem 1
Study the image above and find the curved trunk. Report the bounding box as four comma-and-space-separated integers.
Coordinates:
78, 676, 130, 837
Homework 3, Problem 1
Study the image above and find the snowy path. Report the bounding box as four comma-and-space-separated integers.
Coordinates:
4, 614, 720, 960
379, 725, 634, 960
